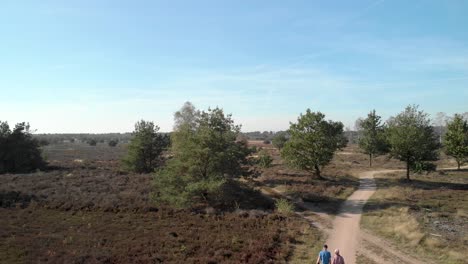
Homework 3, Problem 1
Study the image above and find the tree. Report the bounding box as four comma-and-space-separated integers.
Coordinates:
87, 139, 97, 146
0, 121, 45, 174
433, 112, 449, 144
444, 114, 468, 170
153, 105, 252, 208
108, 139, 119, 147
462, 112, 468, 122
281, 109, 346, 179
38, 139, 50, 146
122, 120, 169, 173
357, 110, 388, 167
272, 132, 288, 150
173, 101, 199, 130
386, 105, 439, 180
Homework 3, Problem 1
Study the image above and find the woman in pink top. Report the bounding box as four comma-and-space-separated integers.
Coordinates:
332, 249, 345, 264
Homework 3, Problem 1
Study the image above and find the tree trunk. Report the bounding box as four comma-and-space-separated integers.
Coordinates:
457, 160, 461, 170
314, 164, 323, 180
406, 160, 410, 181
369, 154, 372, 167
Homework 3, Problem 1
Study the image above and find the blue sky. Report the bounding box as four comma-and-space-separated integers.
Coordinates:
1, 0, 467, 133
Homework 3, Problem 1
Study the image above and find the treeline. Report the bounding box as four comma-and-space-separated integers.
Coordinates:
2, 103, 467, 209
355, 107, 468, 178
33, 133, 134, 145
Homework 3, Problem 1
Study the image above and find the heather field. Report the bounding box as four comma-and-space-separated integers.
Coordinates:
0, 142, 321, 264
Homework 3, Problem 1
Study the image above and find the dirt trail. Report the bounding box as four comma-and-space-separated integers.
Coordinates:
261, 166, 466, 264
325, 166, 466, 264
326, 170, 391, 264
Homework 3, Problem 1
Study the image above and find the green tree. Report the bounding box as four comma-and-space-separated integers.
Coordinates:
0, 121, 45, 174
108, 139, 119, 147
386, 105, 439, 180
272, 132, 288, 150
281, 109, 346, 179
357, 110, 388, 167
444, 114, 468, 170
153, 105, 251, 208
122, 120, 169, 173
87, 139, 97, 146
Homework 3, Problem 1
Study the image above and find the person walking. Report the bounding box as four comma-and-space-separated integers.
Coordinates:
316, 244, 332, 264
332, 249, 345, 264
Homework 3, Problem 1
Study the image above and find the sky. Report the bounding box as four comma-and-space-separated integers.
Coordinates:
1, 0, 467, 133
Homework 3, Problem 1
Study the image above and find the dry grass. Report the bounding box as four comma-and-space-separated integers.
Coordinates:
288, 223, 323, 264
356, 254, 378, 264
253, 144, 377, 215
362, 170, 468, 264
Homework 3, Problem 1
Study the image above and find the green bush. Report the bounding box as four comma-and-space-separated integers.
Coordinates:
275, 199, 295, 215
257, 150, 273, 168
272, 132, 288, 150
0, 121, 45, 174
412, 162, 437, 174
108, 139, 118, 147
87, 139, 97, 146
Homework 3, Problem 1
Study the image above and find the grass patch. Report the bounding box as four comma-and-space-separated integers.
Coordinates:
362, 170, 468, 264
356, 254, 377, 264
275, 198, 295, 215
287, 221, 323, 264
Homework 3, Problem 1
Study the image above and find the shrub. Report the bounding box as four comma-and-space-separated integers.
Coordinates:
250, 146, 258, 153
38, 139, 50, 146
272, 132, 288, 150
0, 121, 45, 174
87, 139, 97, 146
412, 162, 437, 174
108, 139, 118, 147
275, 199, 294, 215
263, 140, 271, 144
257, 150, 273, 168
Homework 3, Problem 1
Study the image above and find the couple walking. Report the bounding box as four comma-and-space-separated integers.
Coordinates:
316, 244, 345, 264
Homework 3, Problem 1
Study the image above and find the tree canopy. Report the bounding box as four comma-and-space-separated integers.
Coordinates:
281, 109, 346, 179
444, 114, 468, 170
0, 121, 45, 174
272, 132, 288, 150
357, 110, 388, 167
153, 104, 252, 208
122, 120, 169, 173
173, 101, 199, 131
386, 105, 439, 180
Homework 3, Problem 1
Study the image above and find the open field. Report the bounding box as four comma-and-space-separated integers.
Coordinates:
0, 142, 322, 263
253, 143, 408, 215
0, 207, 317, 264
2, 141, 467, 263
362, 169, 468, 264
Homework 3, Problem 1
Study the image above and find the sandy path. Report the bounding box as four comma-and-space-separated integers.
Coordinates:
261, 165, 466, 264
325, 166, 466, 264
326, 170, 385, 264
